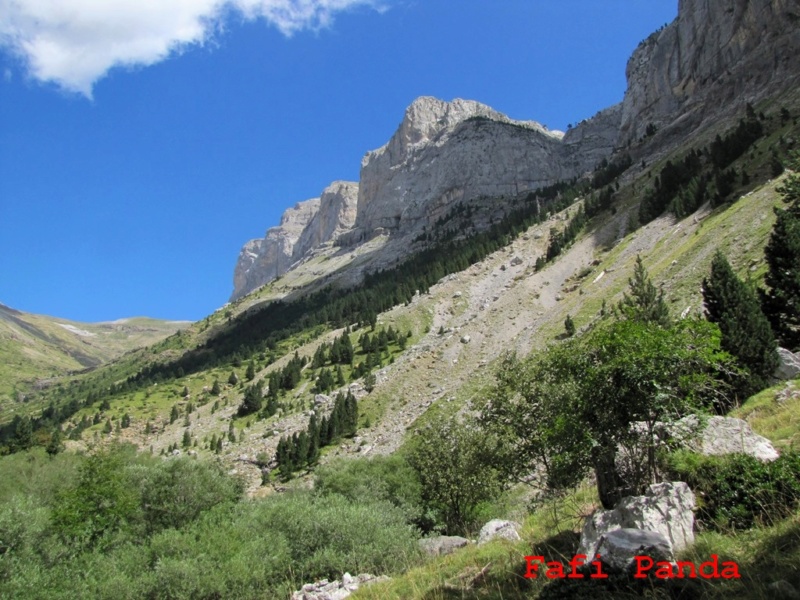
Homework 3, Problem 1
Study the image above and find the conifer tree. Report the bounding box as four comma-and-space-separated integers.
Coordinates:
245, 360, 256, 381
210, 379, 221, 396
182, 428, 191, 448
762, 156, 800, 350
618, 255, 670, 326
170, 405, 179, 424
703, 251, 779, 395
564, 314, 576, 337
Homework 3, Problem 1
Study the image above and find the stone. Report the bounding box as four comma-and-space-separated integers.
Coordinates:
460, 335, 471, 344
698, 416, 779, 462
594, 528, 674, 572
510, 256, 523, 266
292, 573, 389, 600
478, 519, 521, 545
578, 482, 695, 559
774, 347, 800, 381
418, 535, 470, 556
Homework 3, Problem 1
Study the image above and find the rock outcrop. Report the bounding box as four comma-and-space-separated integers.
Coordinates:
594, 528, 674, 572
292, 573, 389, 600
232, 198, 319, 300
578, 482, 695, 559
619, 0, 800, 145
418, 535, 470, 557
230, 182, 357, 301
349, 97, 567, 242
477, 519, 521, 545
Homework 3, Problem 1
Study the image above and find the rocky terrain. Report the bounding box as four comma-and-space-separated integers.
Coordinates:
231, 0, 800, 302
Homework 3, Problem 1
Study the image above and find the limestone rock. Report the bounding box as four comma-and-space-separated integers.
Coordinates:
698, 416, 779, 462
619, 0, 800, 145
418, 535, 470, 557
594, 528, 674, 572
562, 103, 623, 176
231, 198, 320, 300
349, 97, 568, 242
293, 181, 359, 262
292, 573, 389, 600
578, 482, 695, 559
478, 519, 521, 545
774, 347, 800, 381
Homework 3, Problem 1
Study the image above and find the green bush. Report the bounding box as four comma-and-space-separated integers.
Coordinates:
665, 450, 800, 530
314, 455, 429, 530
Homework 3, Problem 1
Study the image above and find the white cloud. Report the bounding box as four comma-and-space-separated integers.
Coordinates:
0, 0, 380, 97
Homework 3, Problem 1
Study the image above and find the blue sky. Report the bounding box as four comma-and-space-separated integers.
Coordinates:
0, 0, 677, 322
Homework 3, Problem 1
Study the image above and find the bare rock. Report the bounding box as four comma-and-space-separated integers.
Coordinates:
478, 519, 521, 545
578, 482, 695, 559
699, 416, 779, 462
292, 573, 389, 600
774, 347, 800, 381
418, 535, 470, 556
595, 528, 674, 572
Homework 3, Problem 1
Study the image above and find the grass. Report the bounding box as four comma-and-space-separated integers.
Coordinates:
731, 380, 800, 452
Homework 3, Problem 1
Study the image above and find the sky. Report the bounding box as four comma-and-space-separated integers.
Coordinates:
0, 0, 678, 323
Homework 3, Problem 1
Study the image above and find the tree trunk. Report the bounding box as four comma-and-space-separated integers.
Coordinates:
594, 447, 626, 509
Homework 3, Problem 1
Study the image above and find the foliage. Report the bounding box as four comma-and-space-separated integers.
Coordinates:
314, 454, 430, 530
702, 251, 779, 397
407, 417, 504, 535
479, 319, 736, 509
616, 255, 670, 327
762, 153, 800, 350
237, 382, 263, 417
665, 450, 800, 530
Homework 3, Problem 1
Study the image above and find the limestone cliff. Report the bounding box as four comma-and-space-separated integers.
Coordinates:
293, 181, 358, 261
231, 199, 319, 300
619, 0, 800, 144
349, 97, 567, 241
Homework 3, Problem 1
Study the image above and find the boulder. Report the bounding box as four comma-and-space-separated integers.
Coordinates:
699, 416, 779, 462
578, 482, 695, 559
478, 519, 521, 545
418, 535, 470, 557
774, 347, 800, 381
292, 573, 389, 600
594, 528, 674, 572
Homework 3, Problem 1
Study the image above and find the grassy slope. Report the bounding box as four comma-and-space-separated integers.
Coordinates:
0, 303, 189, 410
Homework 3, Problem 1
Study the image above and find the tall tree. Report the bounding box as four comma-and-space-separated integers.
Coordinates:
703, 251, 779, 396
762, 156, 800, 350
617, 255, 670, 327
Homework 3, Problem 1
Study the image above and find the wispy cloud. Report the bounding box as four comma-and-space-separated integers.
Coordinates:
0, 0, 381, 97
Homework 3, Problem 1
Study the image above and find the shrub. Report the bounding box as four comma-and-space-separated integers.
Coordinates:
665, 450, 800, 530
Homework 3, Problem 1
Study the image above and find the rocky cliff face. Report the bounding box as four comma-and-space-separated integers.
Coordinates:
231, 0, 800, 302
293, 181, 358, 261
231, 199, 319, 300
619, 0, 800, 144
349, 97, 567, 242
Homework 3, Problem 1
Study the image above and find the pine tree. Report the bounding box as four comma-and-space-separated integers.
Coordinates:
182, 429, 191, 448
564, 314, 576, 337
228, 371, 239, 386
246, 360, 256, 381
46, 427, 63, 457
762, 157, 800, 350
238, 383, 263, 417
211, 379, 221, 396
618, 255, 670, 326
121, 413, 131, 428
170, 405, 179, 424
703, 251, 779, 394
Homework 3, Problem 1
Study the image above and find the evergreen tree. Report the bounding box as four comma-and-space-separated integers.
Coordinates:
245, 360, 256, 381
211, 379, 221, 396
564, 314, 576, 337
46, 427, 63, 457
228, 371, 239, 386
170, 405, 179, 424
617, 255, 670, 326
238, 383, 263, 417
103, 419, 113, 434
703, 252, 779, 395
182, 428, 191, 448
121, 413, 131, 428
228, 422, 236, 444
762, 157, 800, 350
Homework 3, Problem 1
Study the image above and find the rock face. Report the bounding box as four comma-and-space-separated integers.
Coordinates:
293, 181, 359, 261
578, 482, 695, 559
561, 103, 623, 176
348, 97, 568, 242
230, 182, 357, 301
619, 0, 800, 144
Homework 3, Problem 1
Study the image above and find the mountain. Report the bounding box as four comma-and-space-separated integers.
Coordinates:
0, 303, 189, 407
5, 0, 800, 483
231, 0, 800, 301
